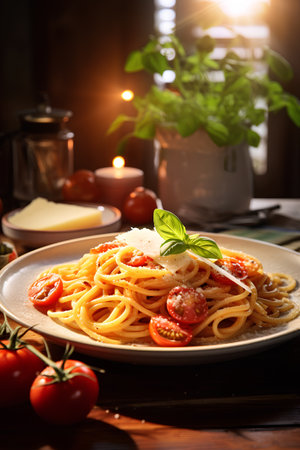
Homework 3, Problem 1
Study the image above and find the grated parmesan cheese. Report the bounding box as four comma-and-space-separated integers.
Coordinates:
116, 228, 252, 292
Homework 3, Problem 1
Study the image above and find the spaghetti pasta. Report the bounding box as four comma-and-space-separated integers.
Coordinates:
32, 229, 299, 347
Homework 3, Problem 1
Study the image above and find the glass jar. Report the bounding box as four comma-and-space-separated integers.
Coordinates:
12, 102, 74, 203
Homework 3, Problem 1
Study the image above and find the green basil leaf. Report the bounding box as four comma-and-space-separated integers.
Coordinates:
142, 52, 170, 75
287, 99, 300, 127
160, 239, 188, 256
206, 121, 229, 146
187, 236, 222, 259
246, 128, 261, 147
266, 48, 293, 82
107, 114, 134, 135
153, 209, 186, 241
134, 119, 156, 139
125, 50, 144, 72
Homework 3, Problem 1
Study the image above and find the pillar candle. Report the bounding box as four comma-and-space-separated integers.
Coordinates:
95, 166, 144, 209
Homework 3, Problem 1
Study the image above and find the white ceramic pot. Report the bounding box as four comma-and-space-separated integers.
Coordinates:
154, 129, 253, 225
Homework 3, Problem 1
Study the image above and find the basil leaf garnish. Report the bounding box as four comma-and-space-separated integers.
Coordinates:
153, 209, 222, 260
187, 236, 222, 259
153, 209, 187, 241
160, 239, 188, 256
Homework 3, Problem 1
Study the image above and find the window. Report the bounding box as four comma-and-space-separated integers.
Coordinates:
154, 0, 271, 174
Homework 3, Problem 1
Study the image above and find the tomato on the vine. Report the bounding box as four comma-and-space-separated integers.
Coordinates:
0, 340, 45, 406
28, 273, 63, 309
123, 186, 158, 225
167, 286, 208, 324
62, 169, 99, 203
211, 257, 248, 285
30, 359, 99, 424
149, 315, 193, 347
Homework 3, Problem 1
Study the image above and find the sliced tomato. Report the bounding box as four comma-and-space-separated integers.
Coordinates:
211, 257, 248, 285
28, 273, 63, 309
167, 286, 208, 324
149, 315, 192, 347
236, 255, 263, 277
127, 254, 154, 267
90, 241, 124, 254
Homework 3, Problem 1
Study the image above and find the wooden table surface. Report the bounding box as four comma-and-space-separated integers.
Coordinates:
1, 198, 300, 449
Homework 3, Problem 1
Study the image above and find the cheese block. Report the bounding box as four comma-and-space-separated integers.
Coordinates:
9, 197, 102, 231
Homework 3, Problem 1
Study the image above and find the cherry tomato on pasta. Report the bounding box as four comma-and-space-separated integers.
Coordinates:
123, 186, 158, 225
149, 315, 193, 347
211, 257, 248, 285
0, 340, 45, 406
167, 286, 208, 324
127, 254, 154, 267
62, 169, 99, 203
90, 241, 123, 254
236, 255, 263, 278
30, 359, 99, 424
28, 273, 63, 309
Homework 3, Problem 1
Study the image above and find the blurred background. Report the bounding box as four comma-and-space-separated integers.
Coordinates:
0, 0, 299, 214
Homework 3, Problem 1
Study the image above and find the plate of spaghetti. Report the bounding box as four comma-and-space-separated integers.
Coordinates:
0, 213, 299, 364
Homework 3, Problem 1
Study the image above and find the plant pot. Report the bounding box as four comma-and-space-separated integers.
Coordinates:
154, 129, 253, 225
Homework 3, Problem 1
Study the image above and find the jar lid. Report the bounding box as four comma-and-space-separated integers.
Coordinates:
19, 101, 73, 133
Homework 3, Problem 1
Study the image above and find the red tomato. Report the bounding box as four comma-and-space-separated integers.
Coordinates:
149, 315, 193, 347
28, 274, 63, 309
211, 257, 248, 285
62, 169, 99, 203
167, 286, 208, 324
127, 254, 154, 267
0, 341, 45, 406
30, 359, 99, 424
90, 241, 124, 254
123, 186, 158, 225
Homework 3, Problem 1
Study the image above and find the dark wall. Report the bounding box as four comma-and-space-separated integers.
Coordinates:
1, 0, 299, 210
0, 0, 154, 209
255, 0, 300, 198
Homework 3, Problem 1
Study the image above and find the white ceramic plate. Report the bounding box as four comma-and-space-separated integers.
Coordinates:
1, 204, 122, 248
0, 233, 299, 365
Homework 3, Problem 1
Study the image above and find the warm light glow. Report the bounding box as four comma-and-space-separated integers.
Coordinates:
112, 156, 125, 169
216, 0, 268, 18
121, 90, 134, 102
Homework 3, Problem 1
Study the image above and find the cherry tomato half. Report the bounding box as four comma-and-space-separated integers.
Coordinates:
127, 254, 154, 267
123, 186, 158, 225
90, 241, 124, 254
211, 257, 248, 285
62, 169, 99, 203
167, 286, 208, 324
149, 315, 193, 347
28, 273, 63, 309
0, 342, 45, 406
30, 359, 99, 424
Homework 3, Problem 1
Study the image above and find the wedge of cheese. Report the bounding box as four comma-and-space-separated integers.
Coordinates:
9, 197, 102, 231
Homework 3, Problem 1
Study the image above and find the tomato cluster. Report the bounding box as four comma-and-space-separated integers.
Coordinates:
0, 318, 99, 424
149, 255, 255, 347
149, 286, 208, 347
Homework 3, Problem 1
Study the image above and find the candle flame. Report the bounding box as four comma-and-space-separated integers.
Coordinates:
121, 90, 134, 102
112, 156, 125, 169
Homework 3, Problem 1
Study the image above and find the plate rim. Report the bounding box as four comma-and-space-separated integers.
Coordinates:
0, 231, 299, 364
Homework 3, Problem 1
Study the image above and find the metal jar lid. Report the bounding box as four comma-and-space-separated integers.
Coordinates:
18, 101, 73, 134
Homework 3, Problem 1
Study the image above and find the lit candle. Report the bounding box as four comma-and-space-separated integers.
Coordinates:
95, 157, 144, 209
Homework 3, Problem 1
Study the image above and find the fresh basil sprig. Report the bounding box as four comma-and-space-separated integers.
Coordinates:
153, 209, 222, 260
